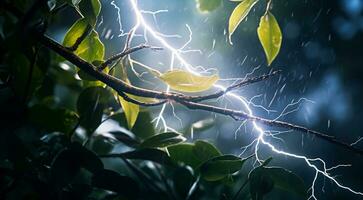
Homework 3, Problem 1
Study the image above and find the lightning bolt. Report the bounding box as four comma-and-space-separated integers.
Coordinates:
111, 0, 363, 198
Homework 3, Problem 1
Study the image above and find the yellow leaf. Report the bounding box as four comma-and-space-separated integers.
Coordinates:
158, 70, 219, 93
257, 11, 282, 66
228, 0, 259, 44
118, 95, 139, 129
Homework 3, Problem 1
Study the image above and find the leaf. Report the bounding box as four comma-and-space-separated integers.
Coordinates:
87, 133, 117, 155
172, 166, 195, 199
131, 111, 155, 139
50, 143, 104, 188
257, 11, 282, 66
195, 0, 221, 13
75, 30, 104, 63
249, 166, 274, 200
265, 167, 307, 197
168, 140, 222, 169
63, 18, 89, 49
168, 143, 201, 169
228, 0, 259, 43
118, 95, 139, 129
140, 132, 186, 148
193, 140, 222, 163
158, 70, 219, 93
249, 166, 306, 199
200, 155, 245, 181
78, 0, 101, 26
121, 148, 173, 166
192, 118, 215, 132
109, 130, 140, 148
92, 169, 139, 198
28, 105, 79, 133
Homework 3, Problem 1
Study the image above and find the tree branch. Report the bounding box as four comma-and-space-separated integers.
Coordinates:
34, 31, 363, 155
185, 70, 281, 102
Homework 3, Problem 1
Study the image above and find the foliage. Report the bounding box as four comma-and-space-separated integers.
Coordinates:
0, 0, 306, 199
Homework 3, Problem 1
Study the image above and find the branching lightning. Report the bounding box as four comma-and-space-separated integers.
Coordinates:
110, 0, 363, 198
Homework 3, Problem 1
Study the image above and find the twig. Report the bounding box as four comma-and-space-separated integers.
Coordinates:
99, 44, 163, 70
185, 70, 281, 102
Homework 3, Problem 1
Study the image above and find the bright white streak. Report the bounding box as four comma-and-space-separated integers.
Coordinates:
127, 0, 363, 198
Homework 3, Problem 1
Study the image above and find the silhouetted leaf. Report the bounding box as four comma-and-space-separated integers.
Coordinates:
264, 167, 307, 198
28, 105, 79, 133
92, 169, 139, 199
140, 132, 186, 148
50, 143, 103, 189
257, 11, 282, 65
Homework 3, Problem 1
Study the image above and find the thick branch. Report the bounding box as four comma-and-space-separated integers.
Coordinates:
35, 31, 363, 155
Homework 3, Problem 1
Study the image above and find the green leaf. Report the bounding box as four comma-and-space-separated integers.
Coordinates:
193, 140, 222, 163
195, 0, 221, 13
109, 130, 140, 148
63, 18, 90, 49
249, 166, 306, 199
118, 95, 139, 129
264, 167, 307, 197
78, 0, 101, 26
168, 143, 201, 169
140, 132, 186, 148
92, 169, 139, 198
257, 11, 282, 66
228, 0, 259, 44
131, 111, 155, 139
168, 140, 222, 169
158, 70, 219, 93
200, 155, 245, 181
75, 30, 104, 63
249, 166, 274, 200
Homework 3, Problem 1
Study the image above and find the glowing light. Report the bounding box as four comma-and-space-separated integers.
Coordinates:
111, 0, 363, 198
